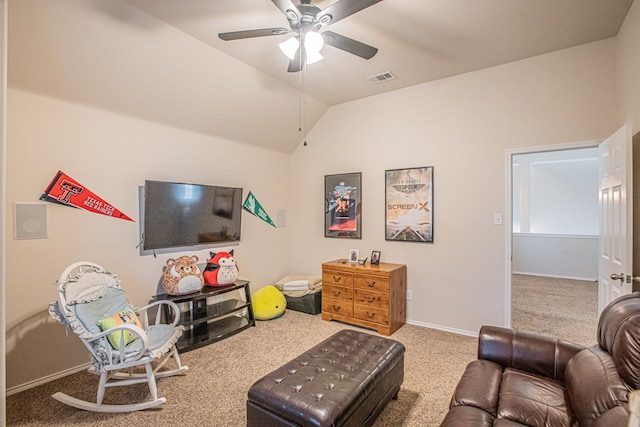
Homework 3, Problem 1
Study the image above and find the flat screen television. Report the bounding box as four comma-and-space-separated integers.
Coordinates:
140, 180, 243, 252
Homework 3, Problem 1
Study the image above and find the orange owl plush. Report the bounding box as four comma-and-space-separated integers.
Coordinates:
204, 250, 239, 286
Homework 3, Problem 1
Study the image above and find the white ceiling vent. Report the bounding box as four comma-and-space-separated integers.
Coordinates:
366, 71, 396, 85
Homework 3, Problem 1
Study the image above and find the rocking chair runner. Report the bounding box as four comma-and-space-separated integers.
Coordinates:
48, 261, 188, 412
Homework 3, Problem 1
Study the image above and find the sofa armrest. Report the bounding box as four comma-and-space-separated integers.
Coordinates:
478, 325, 585, 382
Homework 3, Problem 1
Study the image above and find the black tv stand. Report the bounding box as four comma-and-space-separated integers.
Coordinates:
153, 280, 255, 352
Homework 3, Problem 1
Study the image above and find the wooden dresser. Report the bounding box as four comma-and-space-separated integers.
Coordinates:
321, 259, 407, 335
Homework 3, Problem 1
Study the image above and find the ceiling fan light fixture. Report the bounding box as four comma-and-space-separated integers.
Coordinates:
279, 36, 299, 60
304, 31, 324, 54
219, 0, 383, 73
306, 49, 323, 64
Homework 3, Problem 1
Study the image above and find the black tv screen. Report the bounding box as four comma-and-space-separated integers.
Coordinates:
142, 180, 243, 251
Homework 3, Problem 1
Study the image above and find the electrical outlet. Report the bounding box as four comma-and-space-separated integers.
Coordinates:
406, 290, 412, 300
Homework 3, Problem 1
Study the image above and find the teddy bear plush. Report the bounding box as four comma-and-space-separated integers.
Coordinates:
161, 255, 204, 295
203, 250, 239, 286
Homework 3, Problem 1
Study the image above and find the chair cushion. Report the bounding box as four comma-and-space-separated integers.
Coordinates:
112, 324, 183, 363
497, 368, 574, 426
448, 360, 576, 427
144, 324, 182, 352
75, 287, 132, 335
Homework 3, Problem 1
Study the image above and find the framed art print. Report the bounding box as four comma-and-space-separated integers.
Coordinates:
385, 166, 433, 242
325, 172, 362, 239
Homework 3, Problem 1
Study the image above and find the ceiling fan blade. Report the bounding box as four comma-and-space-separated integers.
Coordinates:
322, 31, 378, 60
287, 47, 304, 73
316, 0, 384, 26
219, 27, 290, 41
271, 0, 302, 22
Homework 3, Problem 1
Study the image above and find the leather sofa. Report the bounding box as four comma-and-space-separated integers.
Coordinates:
440, 292, 640, 426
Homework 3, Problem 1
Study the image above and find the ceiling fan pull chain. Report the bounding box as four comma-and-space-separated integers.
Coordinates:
302, 57, 308, 146
298, 45, 303, 139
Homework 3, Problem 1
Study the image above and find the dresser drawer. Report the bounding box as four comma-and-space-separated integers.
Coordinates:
323, 297, 354, 317
323, 270, 353, 287
354, 304, 389, 325
353, 274, 390, 293
353, 289, 388, 308
323, 284, 353, 301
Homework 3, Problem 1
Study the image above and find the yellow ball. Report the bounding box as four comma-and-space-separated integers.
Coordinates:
252, 285, 287, 320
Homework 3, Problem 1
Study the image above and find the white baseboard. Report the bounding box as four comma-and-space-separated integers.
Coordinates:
406, 319, 478, 338
512, 271, 597, 282
6, 363, 90, 396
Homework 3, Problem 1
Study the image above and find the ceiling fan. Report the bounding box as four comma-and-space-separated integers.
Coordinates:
218, 0, 383, 73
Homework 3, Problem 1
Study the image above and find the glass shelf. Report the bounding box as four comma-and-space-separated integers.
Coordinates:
153, 280, 255, 352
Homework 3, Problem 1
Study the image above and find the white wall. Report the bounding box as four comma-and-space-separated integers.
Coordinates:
5, 89, 292, 390
513, 149, 599, 235
512, 148, 599, 279
512, 234, 598, 280
290, 39, 618, 335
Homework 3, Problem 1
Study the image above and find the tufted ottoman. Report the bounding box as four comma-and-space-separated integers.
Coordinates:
247, 329, 405, 427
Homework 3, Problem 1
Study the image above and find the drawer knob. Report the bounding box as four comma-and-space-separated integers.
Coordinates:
333, 276, 341, 282
367, 281, 376, 287
366, 311, 376, 319
333, 290, 342, 297
366, 296, 376, 303
333, 305, 341, 311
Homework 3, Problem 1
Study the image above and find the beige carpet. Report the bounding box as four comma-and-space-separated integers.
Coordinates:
511, 274, 599, 347
7, 311, 477, 427
7, 276, 597, 426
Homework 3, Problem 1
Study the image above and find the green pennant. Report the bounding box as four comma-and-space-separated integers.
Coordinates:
243, 191, 276, 228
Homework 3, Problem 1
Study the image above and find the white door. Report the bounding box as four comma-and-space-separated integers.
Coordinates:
598, 125, 633, 313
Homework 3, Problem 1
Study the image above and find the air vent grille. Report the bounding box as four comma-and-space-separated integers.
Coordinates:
366, 71, 396, 84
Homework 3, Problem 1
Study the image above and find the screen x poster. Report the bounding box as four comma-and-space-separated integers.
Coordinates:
385, 166, 433, 242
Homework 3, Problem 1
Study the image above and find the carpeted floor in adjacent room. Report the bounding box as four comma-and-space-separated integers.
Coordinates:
511, 274, 598, 347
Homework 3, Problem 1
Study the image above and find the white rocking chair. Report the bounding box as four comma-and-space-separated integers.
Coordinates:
48, 261, 188, 412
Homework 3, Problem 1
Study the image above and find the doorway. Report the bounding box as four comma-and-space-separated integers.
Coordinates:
507, 142, 601, 346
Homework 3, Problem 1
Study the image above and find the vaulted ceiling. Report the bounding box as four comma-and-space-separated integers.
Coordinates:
8, 0, 634, 153
123, 0, 634, 106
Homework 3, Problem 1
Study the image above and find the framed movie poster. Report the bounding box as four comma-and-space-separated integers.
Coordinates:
325, 172, 362, 239
385, 166, 433, 243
